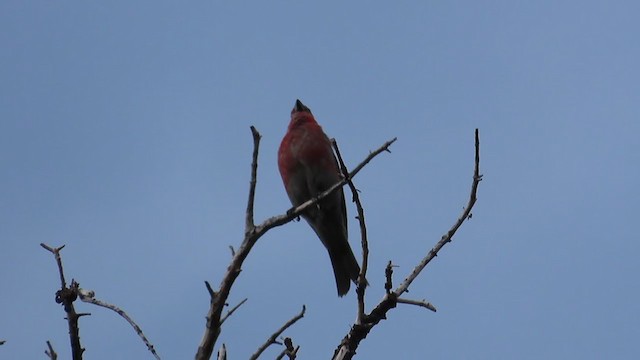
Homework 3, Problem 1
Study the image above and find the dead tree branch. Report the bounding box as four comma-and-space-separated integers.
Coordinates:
332, 129, 482, 360
331, 139, 370, 324
249, 305, 306, 360
45, 340, 57, 360
40, 243, 85, 360
275, 337, 299, 360
78, 289, 161, 360
194, 127, 396, 360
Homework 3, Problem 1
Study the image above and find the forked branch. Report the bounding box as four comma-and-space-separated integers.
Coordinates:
332, 129, 482, 360
195, 127, 397, 360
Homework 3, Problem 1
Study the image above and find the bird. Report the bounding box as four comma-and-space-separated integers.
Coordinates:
278, 99, 361, 296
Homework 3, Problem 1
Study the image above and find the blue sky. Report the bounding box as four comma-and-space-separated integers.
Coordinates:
1, 1, 639, 359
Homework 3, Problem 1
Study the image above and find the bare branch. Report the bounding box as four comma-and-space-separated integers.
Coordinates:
331, 139, 370, 324
41, 243, 84, 360
384, 261, 396, 294
245, 126, 261, 230
45, 340, 57, 360
205, 281, 216, 300
249, 306, 306, 360
275, 338, 299, 360
78, 289, 161, 360
220, 298, 248, 325
195, 129, 396, 360
217, 344, 226, 360
40, 243, 67, 288
397, 298, 437, 312
332, 129, 481, 360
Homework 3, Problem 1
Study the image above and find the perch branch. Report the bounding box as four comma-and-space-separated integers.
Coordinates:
249, 305, 306, 360
195, 127, 396, 360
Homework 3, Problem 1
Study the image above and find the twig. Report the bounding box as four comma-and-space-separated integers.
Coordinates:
78, 289, 161, 360
275, 338, 299, 360
195, 128, 396, 360
384, 261, 395, 294
40, 243, 85, 360
45, 341, 57, 360
397, 298, 437, 312
331, 139, 370, 324
332, 129, 482, 360
217, 344, 226, 360
249, 306, 306, 360
220, 298, 248, 324
245, 126, 261, 230
205, 281, 216, 300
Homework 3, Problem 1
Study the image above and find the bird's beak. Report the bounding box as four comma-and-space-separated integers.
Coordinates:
294, 99, 311, 113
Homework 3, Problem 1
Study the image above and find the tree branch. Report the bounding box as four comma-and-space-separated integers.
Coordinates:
331, 139, 370, 324
40, 243, 85, 360
245, 126, 261, 230
275, 337, 299, 360
397, 298, 437, 312
249, 306, 306, 360
332, 129, 482, 359
45, 340, 58, 360
220, 298, 248, 325
78, 289, 161, 360
195, 128, 396, 360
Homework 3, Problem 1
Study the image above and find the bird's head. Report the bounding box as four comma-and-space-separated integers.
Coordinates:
288, 99, 316, 129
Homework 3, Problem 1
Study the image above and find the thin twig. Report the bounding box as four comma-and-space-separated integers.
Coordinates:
220, 298, 248, 325
332, 129, 482, 360
40, 243, 67, 288
275, 338, 299, 360
78, 289, 161, 360
249, 305, 306, 360
384, 261, 395, 294
45, 341, 57, 360
217, 344, 227, 360
40, 243, 84, 360
397, 298, 437, 312
245, 126, 261, 230
331, 139, 370, 324
205, 281, 216, 300
195, 129, 396, 360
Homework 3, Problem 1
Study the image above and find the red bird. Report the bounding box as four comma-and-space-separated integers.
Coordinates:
278, 99, 361, 296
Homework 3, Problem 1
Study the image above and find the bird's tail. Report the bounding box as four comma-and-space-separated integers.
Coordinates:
329, 245, 363, 297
